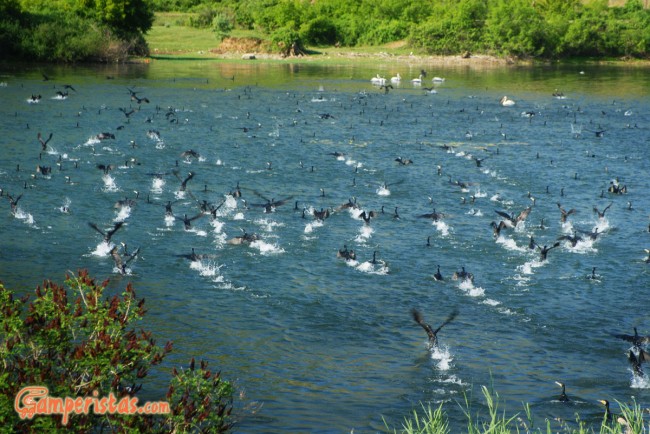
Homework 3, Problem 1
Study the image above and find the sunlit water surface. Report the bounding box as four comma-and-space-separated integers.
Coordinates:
1, 60, 650, 432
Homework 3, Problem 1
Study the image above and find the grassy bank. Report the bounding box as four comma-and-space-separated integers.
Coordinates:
144, 13, 650, 68
144, 12, 513, 68
386, 386, 648, 434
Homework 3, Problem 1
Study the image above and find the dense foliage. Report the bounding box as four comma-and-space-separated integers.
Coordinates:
0, 0, 153, 61
152, 0, 650, 59
0, 271, 235, 432
2, 0, 650, 61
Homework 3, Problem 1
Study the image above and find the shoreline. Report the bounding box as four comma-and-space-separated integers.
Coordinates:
145, 48, 650, 69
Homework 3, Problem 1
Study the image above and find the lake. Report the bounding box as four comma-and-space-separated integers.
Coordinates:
1, 58, 649, 432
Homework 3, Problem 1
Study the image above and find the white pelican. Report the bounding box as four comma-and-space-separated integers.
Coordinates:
390, 73, 401, 83
500, 96, 516, 107
370, 74, 386, 86
411, 74, 423, 85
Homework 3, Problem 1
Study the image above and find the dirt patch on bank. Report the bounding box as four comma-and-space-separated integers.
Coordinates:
211, 37, 268, 54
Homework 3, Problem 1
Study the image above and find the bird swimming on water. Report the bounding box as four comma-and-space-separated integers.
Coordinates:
433, 265, 443, 281
452, 266, 474, 282
395, 157, 413, 166
419, 209, 446, 222
554, 381, 570, 402
227, 230, 259, 245
337, 245, 356, 261
598, 399, 614, 422
411, 308, 458, 347
313, 208, 330, 220
500, 96, 516, 107
96, 132, 115, 140
177, 248, 217, 262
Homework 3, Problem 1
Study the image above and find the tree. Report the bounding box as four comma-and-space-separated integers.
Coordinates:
79, 0, 155, 36
484, 0, 546, 57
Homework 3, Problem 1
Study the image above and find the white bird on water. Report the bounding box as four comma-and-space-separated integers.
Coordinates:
370, 74, 386, 86
500, 96, 516, 107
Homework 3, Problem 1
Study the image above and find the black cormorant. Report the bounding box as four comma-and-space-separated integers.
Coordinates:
89, 221, 124, 242
411, 308, 458, 347
557, 203, 577, 223
555, 381, 570, 402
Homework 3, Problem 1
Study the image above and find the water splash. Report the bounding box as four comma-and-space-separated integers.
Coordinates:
190, 259, 224, 278
150, 177, 165, 194
114, 206, 131, 223
430, 345, 453, 371
250, 240, 284, 255
518, 259, 545, 275
14, 208, 36, 227
355, 260, 389, 275
433, 221, 450, 237
630, 372, 650, 389
376, 186, 390, 196
102, 174, 119, 192
304, 219, 324, 234
255, 218, 285, 232
91, 241, 113, 257
496, 235, 527, 252
59, 197, 72, 214
354, 225, 374, 243
187, 227, 208, 237
458, 279, 485, 297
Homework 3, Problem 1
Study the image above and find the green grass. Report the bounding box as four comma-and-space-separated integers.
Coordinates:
147, 19, 220, 54
385, 386, 649, 434
145, 12, 421, 61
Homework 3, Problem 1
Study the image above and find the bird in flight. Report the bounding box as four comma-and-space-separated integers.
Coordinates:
411, 308, 458, 347
37, 132, 53, 151
494, 206, 531, 228
88, 221, 124, 243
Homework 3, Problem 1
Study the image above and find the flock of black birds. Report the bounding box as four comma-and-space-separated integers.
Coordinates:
2, 68, 650, 430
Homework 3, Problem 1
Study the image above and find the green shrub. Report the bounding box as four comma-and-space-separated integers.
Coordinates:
20, 15, 105, 62
299, 16, 337, 46
357, 19, 408, 46
270, 25, 304, 55
189, 5, 216, 28
0, 271, 235, 432
212, 12, 234, 41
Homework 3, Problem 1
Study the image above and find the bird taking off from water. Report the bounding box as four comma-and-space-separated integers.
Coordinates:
411, 308, 458, 347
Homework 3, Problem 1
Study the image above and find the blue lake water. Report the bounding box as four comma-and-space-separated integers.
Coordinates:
1, 59, 650, 432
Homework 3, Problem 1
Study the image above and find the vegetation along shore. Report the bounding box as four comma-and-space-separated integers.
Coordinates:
2, 0, 650, 63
